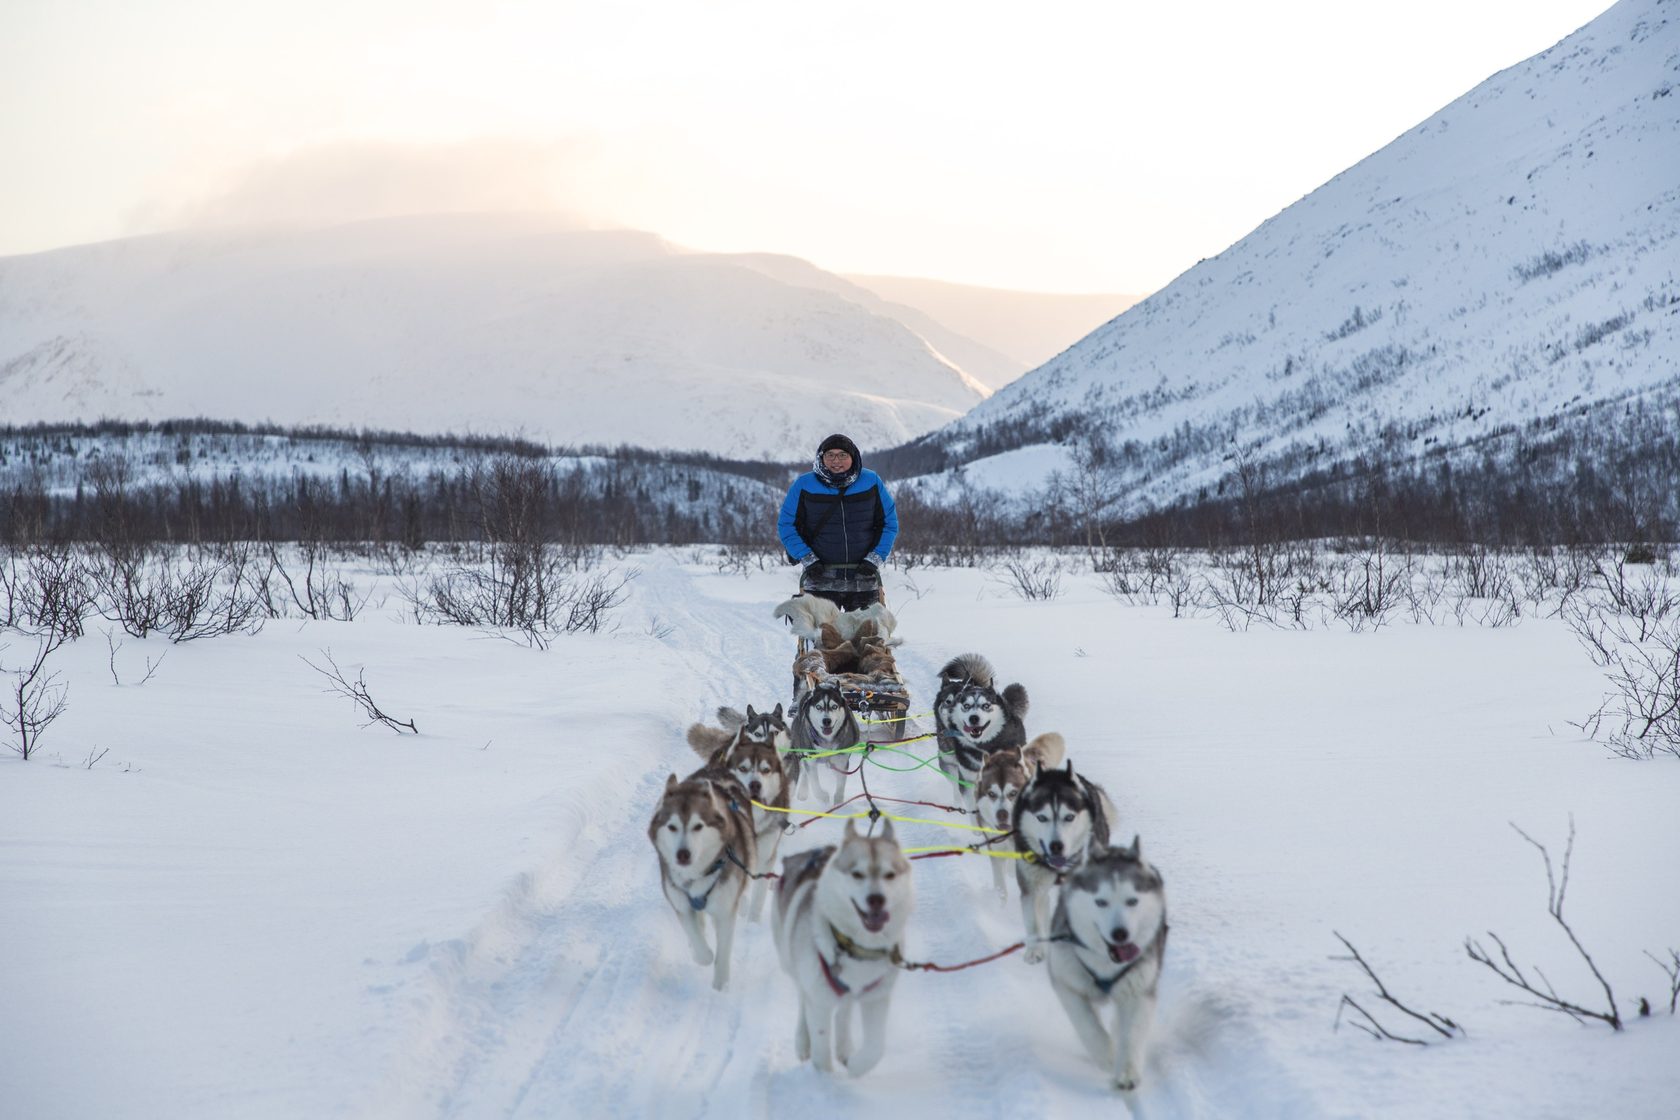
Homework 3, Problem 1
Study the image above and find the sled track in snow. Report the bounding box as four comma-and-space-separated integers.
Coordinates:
361, 556, 1311, 1118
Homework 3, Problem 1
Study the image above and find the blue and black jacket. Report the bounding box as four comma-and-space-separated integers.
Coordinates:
778, 467, 899, 566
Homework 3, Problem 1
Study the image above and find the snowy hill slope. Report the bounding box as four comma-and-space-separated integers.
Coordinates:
846, 273, 1140, 379
0, 215, 991, 460
915, 0, 1680, 509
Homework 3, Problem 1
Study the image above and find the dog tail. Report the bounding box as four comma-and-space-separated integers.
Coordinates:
716, 706, 746, 729
1024, 732, 1066, 770
937, 653, 993, 689
686, 722, 734, 758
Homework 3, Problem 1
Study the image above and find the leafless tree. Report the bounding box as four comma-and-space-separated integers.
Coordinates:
1645, 948, 1680, 1015
1465, 818, 1623, 1030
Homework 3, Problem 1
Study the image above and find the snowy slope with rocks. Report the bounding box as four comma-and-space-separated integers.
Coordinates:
920, 0, 1680, 509
0, 215, 991, 461
3, 553, 1678, 1119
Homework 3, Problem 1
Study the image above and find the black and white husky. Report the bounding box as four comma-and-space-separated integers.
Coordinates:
933, 654, 1029, 815
1014, 761, 1118, 963
975, 732, 1066, 899
1046, 838, 1167, 1093
773, 821, 915, 1077
647, 767, 757, 990
685, 729, 793, 922
789, 683, 864, 805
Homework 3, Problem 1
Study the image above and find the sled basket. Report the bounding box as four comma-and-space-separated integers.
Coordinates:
794, 635, 912, 717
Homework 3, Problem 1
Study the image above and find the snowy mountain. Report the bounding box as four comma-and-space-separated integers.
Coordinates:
845, 274, 1140, 383
0, 214, 994, 461
905, 0, 1680, 513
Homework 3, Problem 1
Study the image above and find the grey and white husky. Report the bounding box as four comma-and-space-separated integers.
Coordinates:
1046, 838, 1167, 1093
688, 703, 798, 797
1014, 761, 1118, 963
975, 732, 1066, 899
789, 683, 864, 805
773, 821, 915, 1077
685, 731, 793, 922
933, 654, 1029, 815
647, 768, 757, 990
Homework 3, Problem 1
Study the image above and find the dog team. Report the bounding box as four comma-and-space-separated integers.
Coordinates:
646, 593, 1168, 1092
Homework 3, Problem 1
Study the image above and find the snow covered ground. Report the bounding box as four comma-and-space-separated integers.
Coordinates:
4, 550, 1678, 1119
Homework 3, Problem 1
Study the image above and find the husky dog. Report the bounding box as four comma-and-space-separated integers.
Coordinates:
1015, 761, 1118, 963
647, 769, 757, 989
789, 682, 864, 805
1046, 838, 1167, 1092
688, 735, 793, 922
975, 732, 1066, 899
686, 703, 790, 759
932, 654, 1029, 815
773, 821, 915, 1077
774, 596, 899, 644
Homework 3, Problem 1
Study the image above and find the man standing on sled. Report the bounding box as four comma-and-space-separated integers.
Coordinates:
778, 433, 899, 610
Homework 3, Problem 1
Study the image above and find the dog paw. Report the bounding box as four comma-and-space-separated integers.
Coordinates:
690, 944, 714, 966
783, 822, 799, 835
1023, 946, 1044, 964
1114, 1072, 1140, 1092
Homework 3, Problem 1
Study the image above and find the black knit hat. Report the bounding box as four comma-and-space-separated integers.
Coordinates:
814, 433, 862, 487
817, 433, 860, 461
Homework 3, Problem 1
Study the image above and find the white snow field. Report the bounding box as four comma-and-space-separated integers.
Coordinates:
4, 551, 1678, 1119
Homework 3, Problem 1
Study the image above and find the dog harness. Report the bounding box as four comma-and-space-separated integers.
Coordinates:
1061, 923, 1168, 995
678, 856, 729, 911
819, 926, 903, 997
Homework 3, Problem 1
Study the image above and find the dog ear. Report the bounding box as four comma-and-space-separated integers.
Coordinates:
879, 817, 895, 843
843, 818, 859, 841
707, 745, 730, 770
746, 704, 759, 721
1002, 683, 1029, 719
1129, 834, 1142, 860
772, 702, 784, 720
666, 773, 680, 791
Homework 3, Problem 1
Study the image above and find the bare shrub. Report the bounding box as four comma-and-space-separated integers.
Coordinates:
1, 545, 94, 639
2, 629, 71, 760
251, 541, 367, 621
1325, 546, 1412, 632
1465, 818, 1623, 1030
1567, 602, 1680, 760
423, 462, 637, 644
997, 555, 1062, 601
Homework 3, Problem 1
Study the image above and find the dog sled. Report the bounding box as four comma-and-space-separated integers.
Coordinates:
774, 579, 912, 722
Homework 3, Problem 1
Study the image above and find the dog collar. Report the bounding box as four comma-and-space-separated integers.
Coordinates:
680, 856, 728, 911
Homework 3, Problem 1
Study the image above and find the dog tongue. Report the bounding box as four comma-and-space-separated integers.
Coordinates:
861, 910, 889, 933
1109, 941, 1140, 964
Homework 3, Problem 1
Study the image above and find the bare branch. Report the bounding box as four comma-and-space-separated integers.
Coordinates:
1332, 932, 1462, 1042
301, 650, 419, 735
1335, 995, 1430, 1046
1645, 948, 1680, 1015
1464, 819, 1622, 1030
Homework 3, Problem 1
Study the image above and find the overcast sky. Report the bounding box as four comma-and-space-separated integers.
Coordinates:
1, 0, 1613, 293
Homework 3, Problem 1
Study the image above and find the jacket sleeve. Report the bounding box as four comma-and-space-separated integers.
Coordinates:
873, 477, 899, 559
778, 478, 813, 561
